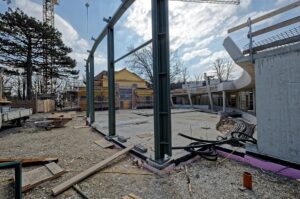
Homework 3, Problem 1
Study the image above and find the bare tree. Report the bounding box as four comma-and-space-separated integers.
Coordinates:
212, 58, 235, 82
126, 45, 184, 85
180, 66, 190, 83
193, 72, 203, 83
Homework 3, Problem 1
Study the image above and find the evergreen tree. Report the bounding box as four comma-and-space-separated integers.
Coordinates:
0, 9, 78, 99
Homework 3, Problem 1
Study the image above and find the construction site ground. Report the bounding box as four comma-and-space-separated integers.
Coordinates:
0, 111, 299, 199
93, 109, 247, 160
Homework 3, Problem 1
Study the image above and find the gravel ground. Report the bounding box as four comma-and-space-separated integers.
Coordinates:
0, 112, 299, 199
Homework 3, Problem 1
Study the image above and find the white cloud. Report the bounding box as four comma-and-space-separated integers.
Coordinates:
123, 1, 249, 77
182, 48, 211, 62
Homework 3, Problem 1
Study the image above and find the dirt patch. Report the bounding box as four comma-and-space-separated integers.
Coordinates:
0, 112, 299, 199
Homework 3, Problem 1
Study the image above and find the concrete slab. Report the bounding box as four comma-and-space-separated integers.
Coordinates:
92, 109, 246, 164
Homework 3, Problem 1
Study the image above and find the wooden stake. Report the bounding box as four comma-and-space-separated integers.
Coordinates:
52, 146, 133, 196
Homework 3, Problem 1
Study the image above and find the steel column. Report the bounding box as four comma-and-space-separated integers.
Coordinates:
151, 0, 172, 161
85, 64, 90, 118
222, 91, 226, 112
107, 27, 116, 136
89, 55, 95, 123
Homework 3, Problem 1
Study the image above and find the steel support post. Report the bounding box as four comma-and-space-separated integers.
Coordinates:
0, 161, 22, 199
222, 91, 226, 112
151, 0, 172, 162
85, 64, 90, 118
89, 55, 95, 124
107, 27, 116, 136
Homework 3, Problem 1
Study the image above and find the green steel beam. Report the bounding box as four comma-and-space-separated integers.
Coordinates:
89, 55, 95, 123
86, 0, 135, 63
85, 64, 90, 118
0, 161, 22, 199
152, 0, 172, 161
107, 27, 116, 136
114, 39, 152, 64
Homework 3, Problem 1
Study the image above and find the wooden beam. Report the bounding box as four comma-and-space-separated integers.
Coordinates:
51, 146, 133, 196
21, 162, 66, 192
250, 16, 300, 37
228, 1, 300, 33
0, 157, 58, 166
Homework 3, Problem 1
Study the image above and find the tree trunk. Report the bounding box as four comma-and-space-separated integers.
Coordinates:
17, 78, 21, 100
26, 41, 33, 100
22, 77, 26, 100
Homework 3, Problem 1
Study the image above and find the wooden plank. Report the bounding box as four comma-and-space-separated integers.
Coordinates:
228, 1, 300, 33
0, 157, 58, 166
94, 139, 114, 148
21, 163, 66, 192
251, 16, 300, 37
122, 193, 143, 199
46, 162, 65, 175
52, 146, 134, 196
136, 133, 152, 139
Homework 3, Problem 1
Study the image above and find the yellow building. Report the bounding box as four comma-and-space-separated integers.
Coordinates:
79, 68, 153, 110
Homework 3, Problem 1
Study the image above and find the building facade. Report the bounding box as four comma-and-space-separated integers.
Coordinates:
79, 68, 153, 111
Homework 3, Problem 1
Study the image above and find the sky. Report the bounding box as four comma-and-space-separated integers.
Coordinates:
0, 0, 299, 80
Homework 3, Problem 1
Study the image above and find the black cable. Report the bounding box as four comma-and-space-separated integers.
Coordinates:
172, 131, 257, 161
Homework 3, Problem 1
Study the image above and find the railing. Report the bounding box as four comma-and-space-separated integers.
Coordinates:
229, 1, 300, 60
0, 161, 22, 199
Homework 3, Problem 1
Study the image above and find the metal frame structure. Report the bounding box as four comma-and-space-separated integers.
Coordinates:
85, 63, 90, 118
0, 161, 22, 199
85, 0, 172, 163
151, 0, 172, 161
107, 26, 116, 136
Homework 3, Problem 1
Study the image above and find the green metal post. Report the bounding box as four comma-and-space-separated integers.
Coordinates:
107, 27, 116, 136
15, 162, 22, 199
85, 64, 90, 118
0, 161, 22, 199
152, 0, 172, 162
89, 55, 95, 123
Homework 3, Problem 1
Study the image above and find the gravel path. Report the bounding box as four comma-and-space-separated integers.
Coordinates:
0, 112, 299, 199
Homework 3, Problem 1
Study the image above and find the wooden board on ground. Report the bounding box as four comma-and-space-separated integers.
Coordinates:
0, 157, 58, 166
136, 133, 152, 139
52, 146, 134, 196
21, 162, 66, 192
123, 193, 143, 199
94, 139, 114, 148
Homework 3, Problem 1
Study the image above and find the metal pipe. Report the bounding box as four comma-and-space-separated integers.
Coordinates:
0, 161, 22, 199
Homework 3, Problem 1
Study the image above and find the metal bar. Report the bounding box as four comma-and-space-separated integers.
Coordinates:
243, 34, 300, 54
14, 162, 22, 199
152, 0, 172, 161
86, 0, 135, 63
73, 185, 90, 199
85, 64, 90, 118
89, 55, 95, 123
108, 27, 116, 137
170, 0, 240, 4
114, 39, 152, 64
250, 16, 300, 37
228, 1, 300, 33
0, 161, 22, 199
